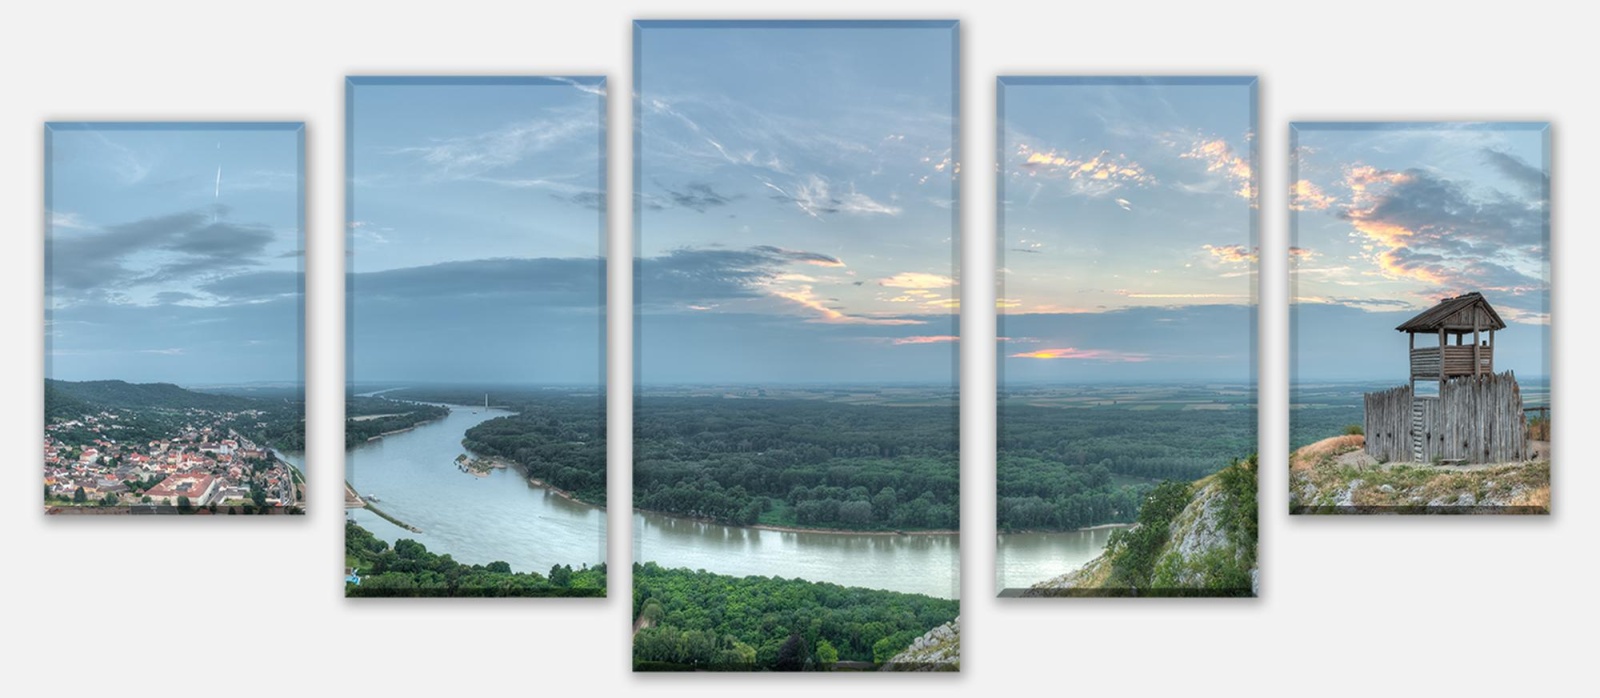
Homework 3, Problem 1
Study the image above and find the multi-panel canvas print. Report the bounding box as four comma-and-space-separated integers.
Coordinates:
44, 122, 306, 516
344, 77, 607, 596
996, 78, 1259, 597
1289, 122, 1551, 515
632, 20, 960, 670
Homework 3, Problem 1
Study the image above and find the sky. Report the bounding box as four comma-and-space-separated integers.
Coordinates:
999, 78, 1257, 384
1292, 123, 1551, 382
46, 123, 303, 386
347, 77, 605, 385
635, 21, 959, 385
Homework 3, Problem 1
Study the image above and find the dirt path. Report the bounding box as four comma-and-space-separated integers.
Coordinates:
1296, 435, 1551, 472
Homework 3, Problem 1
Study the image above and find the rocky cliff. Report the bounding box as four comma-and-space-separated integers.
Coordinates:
880, 617, 959, 671
1028, 457, 1258, 597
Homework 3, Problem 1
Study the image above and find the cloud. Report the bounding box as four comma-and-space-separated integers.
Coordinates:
892, 335, 958, 345
387, 115, 595, 179
637, 246, 925, 325
776, 282, 933, 324
1014, 146, 1154, 197
47, 209, 280, 299
1481, 148, 1548, 197
552, 191, 605, 210
750, 245, 845, 267
1334, 165, 1546, 309
152, 291, 201, 305
1288, 246, 1317, 260
1296, 154, 1548, 324
1118, 292, 1249, 300
200, 271, 303, 303
659, 182, 737, 212
1290, 179, 1336, 211
549, 76, 606, 97
355, 257, 601, 305
640, 248, 785, 305
49, 211, 93, 230
1342, 165, 1411, 205
1204, 243, 1257, 266
1115, 198, 1133, 211
768, 284, 922, 325
765, 175, 901, 218
1009, 347, 1149, 362
879, 272, 955, 289
637, 85, 952, 191
1182, 137, 1254, 202
1296, 295, 1412, 310
998, 305, 1254, 382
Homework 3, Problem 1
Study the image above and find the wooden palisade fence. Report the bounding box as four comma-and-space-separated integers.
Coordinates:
1364, 370, 1528, 464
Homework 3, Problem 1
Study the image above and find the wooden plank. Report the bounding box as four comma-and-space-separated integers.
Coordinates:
1365, 370, 1526, 464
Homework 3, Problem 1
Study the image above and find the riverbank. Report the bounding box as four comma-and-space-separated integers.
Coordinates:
362, 501, 423, 533
343, 479, 421, 532
274, 453, 307, 507
468, 451, 604, 508
363, 414, 446, 442
1002, 522, 1134, 535
632, 507, 958, 537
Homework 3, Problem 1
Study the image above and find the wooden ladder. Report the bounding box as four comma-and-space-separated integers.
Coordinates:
1410, 400, 1426, 462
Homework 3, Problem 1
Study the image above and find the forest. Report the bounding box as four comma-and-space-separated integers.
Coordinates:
998, 401, 1254, 531
632, 397, 958, 530
344, 521, 604, 597
632, 562, 959, 671
345, 397, 449, 448
459, 396, 606, 505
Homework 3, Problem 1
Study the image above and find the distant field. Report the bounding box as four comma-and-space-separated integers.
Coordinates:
998, 384, 1256, 531
637, 385, 956, 408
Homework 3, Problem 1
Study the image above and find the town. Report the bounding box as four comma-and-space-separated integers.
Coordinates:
45, 407, 302, 514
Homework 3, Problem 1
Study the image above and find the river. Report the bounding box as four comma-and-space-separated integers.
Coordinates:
341, 403, 607, 573
635, 512, 960, 600
995, 527, 1131, 592
326, 398, 959, 598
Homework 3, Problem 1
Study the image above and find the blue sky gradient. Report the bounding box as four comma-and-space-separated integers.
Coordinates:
346, 77, 605, 385
998, 77, 1257, 385
45, 123, 304, 385
634, 21, 959, 385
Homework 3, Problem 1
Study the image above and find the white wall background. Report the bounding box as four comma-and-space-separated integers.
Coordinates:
2, 1, 1592, 694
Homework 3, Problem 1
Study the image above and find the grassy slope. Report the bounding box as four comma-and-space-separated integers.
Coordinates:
1028, 457, 1257, 597
1289, 436, 1550, 513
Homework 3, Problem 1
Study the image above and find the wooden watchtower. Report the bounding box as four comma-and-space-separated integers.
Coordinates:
1364, 292, 1526, 464
1396, 291, 1504, 393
